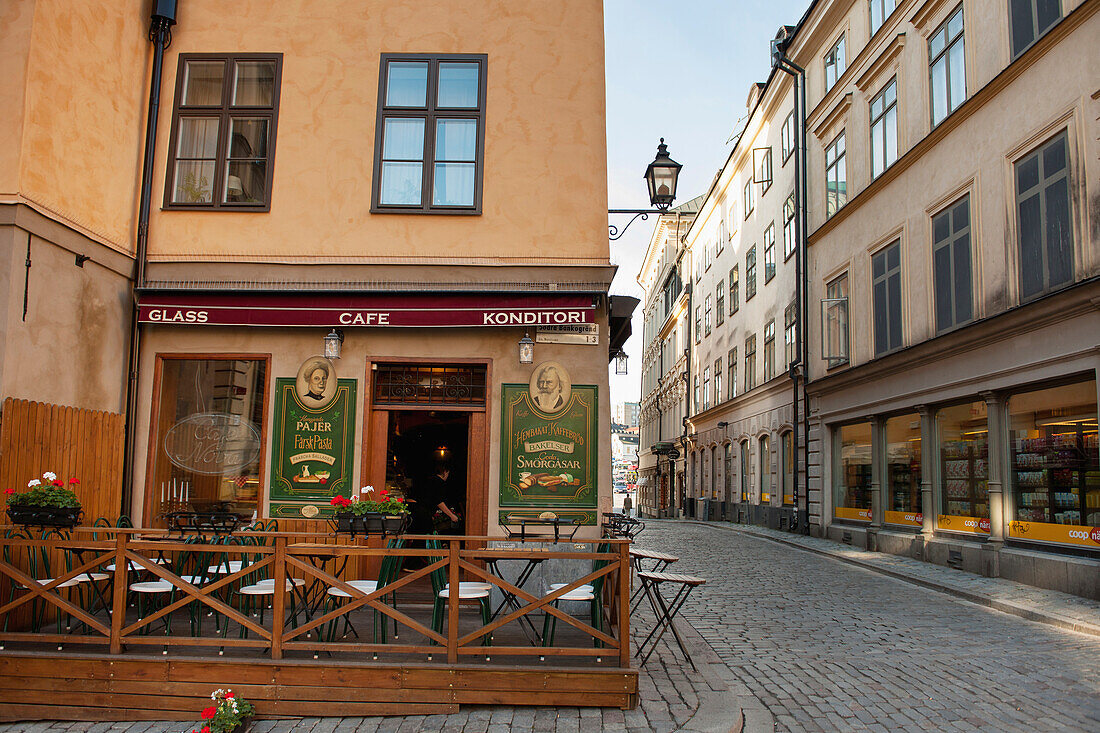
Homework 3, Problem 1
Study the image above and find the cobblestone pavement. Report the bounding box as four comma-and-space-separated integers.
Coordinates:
636, 521, 1100, 733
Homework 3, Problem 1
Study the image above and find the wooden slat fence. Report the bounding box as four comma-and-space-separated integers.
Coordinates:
0, 398, 125, 525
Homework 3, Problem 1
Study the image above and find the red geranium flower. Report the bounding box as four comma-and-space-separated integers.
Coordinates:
53, 480, 63, 487
3, 489, 13, 495
201, 706, 216, 720
225, 693, 234, 699
69, 478, 79, 484
202, 727, 211, 733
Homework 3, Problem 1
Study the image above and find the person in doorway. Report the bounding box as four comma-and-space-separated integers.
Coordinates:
622, 493, 632, 517
420, 460, 461, 534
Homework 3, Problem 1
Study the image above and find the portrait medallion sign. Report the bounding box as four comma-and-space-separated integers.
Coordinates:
499, 368, 597, 526
269, 357, 356, 518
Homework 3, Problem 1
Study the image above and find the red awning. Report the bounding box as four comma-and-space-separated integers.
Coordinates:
136, 291, 597, 328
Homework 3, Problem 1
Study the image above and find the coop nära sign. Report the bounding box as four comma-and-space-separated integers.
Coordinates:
498, 382, 597, 523
269, 377, 356, 518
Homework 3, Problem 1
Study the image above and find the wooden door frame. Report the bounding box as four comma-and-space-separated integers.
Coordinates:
362, 358, 491, 537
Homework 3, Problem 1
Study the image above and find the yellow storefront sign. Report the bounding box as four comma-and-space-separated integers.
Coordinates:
782, 494, 794, 506
1008, 520, 1100, 548
761, 493, 771, 503
834, 507, 871, 522
885, 510, 923, 527
937, 514, 990, 534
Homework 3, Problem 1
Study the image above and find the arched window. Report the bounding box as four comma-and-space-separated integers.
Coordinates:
711, 445, 718, 498
739, 440, 750, 501
781, 431, 794, 505
759, 434, 771, 503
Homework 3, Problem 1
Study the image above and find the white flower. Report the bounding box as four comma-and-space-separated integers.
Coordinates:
350, 495, 359, 502
361, 486, 373, 494
27, 479, 41, 488
43, 472, 57, 481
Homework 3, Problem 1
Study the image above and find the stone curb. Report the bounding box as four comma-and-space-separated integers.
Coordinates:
665, 617, 745, 733
685, 520, 1100, 639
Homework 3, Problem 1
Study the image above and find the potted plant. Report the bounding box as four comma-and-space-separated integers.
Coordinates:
4, 472, 83, 528
330, 486, 409, 536
192, 688, 255, 733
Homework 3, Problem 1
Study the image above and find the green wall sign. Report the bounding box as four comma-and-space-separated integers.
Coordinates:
499, 383, 597, 523
269, 378, 356, 518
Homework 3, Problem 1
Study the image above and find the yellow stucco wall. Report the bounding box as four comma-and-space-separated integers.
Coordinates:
7, 0, 148, 251
0, 0, 35, 197
145, 0, 609, 264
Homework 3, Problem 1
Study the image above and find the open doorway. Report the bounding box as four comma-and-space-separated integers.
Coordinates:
384, 410, 470, 535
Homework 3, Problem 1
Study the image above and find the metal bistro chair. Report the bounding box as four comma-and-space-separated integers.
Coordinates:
229, 535, 306, 640
542, 542, 612, 648
325, 538, 405, 643
2, 528, 82, 643
427, 539, 492, 647
44, 528, 110, 631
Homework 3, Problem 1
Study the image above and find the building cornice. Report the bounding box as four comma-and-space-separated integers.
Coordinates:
854, 33, 906, 92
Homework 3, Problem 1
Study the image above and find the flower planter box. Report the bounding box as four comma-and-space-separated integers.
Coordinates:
333, 511, 407, 536
6, 505, 83, 528
232, 714, 253, 733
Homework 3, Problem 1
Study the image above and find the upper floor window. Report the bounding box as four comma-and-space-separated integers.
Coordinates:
759, 148, 773, 194
784, 302, 797, 369
729, 267, 740, 314
704, 295, 713, 336
824, 35, 846, 91
727, 349, 737, 400
932, 195, 974, 332
764, 320, 776, 381
930, 6, 965, 127
694, 376, 700, 412
870, 0, 897, 35
763, 224, 776, 283
1016, 130, 1073, 301
662, 268, 681, 318
714, 358, 723, 406
743, 180, 754, 218
825, 131, 847, 218
166, 54, 283, 210
1010, 0, 1061, 58
781, 112, 795, 163
372, 54, 487, 213
824, 272, 850, 367
716, 282, 726, 326
695, 306, 702, 344
746, 245, 758, 301
783, 193, 797, 260
870, 78, 898, 178
744, 335, 757, 392
872, 240, 904, 355
703, 367, 711, 410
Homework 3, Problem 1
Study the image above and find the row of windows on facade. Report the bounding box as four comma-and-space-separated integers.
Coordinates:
165, 53, 486, 213
693, 302, 798, 414
823, 129, 1074, 365
689, 432, 797, 504
822, 1, 1062, 220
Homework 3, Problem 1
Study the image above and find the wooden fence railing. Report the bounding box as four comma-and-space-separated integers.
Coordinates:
0, 530, 632, 668
0, 398, 125, 523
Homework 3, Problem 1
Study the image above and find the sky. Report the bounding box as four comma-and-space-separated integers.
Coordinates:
604, 0, 810, 409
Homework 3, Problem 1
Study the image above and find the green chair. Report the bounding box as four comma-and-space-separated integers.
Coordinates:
542, 542, 611, 647
427, 539, 492, 646
324, 538, 405, 643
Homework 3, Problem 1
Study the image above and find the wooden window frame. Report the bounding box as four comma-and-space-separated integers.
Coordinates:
1009, 0, 1062, 60
1014, 130, 1073, 302
746, 245, 758, 301
872, 240, 904, 356
729, 266, 740, 315
932, 194, 974, 333
143, 353, 272, 524
763, 223, 776, 283
716, 281, 725, 326
763, 320, 776, 382
371, 53, 488, 215
163, 53, 283, 212
929, 5, 966, 128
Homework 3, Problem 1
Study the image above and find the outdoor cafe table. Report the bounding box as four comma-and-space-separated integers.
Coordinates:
288, 542, 350, 617
484, 541, 549, 645
628, 548, 678, 611
634, 570, 706, 670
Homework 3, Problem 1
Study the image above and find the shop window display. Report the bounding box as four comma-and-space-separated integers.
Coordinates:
1008, 379, 1099, 541
937, 401, 989, 532
835, 422, 871, 521
885, 414, 922, 527
149, 358, 267, 523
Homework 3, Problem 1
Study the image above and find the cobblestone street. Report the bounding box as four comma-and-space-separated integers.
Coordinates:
636, 521, 1100, 733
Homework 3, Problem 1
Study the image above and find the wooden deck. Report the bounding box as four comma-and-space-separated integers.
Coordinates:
0, 530, 638, 719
